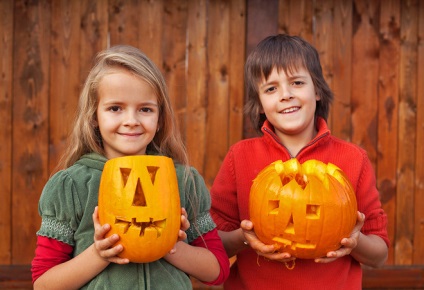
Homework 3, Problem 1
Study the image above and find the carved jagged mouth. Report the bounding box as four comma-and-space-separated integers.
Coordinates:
115, 217, 166, 237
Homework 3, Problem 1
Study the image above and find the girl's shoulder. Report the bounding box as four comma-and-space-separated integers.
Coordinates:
40, 153, 106, 207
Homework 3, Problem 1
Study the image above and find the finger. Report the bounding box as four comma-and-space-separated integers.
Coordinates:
180, 214, 190, 231
358, 211, 365, 222
241, 220, 253, 230
92, 206, 101, 228
260, 251, 292, 260
99, 242, 124, 259
94, 223, 111, 241
181, 207, 188, 218
178, 229, 187, 241
96, 233, 120, 252
108, 257, 130, 265
315, 257, 337, 263
249, 240, 276, 254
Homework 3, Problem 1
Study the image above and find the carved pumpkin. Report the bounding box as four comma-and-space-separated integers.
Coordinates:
249, 159, 357, 259
98, 155, 181, 263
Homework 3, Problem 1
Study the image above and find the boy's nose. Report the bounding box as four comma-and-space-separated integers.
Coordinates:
280, 88, 294, 101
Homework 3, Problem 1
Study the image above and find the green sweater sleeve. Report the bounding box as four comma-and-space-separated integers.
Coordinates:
36, 169, 82, 246
175, 164, 216, 243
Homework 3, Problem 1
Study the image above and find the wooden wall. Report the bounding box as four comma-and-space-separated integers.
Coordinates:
0, 0, 423, 288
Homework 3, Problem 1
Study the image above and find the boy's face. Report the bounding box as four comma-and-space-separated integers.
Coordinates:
96, 68, 159, 159
258, 66, 320, 145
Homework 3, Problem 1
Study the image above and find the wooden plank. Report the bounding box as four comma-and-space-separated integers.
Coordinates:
278, 0, 314, 42
162, 0, 188, 143
413, 0, 424, 265
185, 0, 207, 173
79, 0, 108, 83
204, 0, 231, 187
1, 264, 424, 290
228, 0, 246, 147
244, 0, 278, 138
12, 0, 50, 264
331, 0, 353, 141
313, 0, 334, 128
395, 0, 418, 265
362, 265, 424, 289
138, 0, 164, 71
0, 265, 32, 290
351, 0, 380, 167
0, 0, 13, 265
49, 0, 82, 172
108, 0, 139, 47
377, 0, 400, 265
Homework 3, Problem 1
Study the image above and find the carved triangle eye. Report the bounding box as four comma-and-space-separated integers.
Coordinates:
120, 168, 131, 187
147, 166, 159, 184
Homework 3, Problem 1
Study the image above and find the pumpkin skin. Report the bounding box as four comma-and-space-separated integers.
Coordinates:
98, 155, 181, 263
249, 159, 357, 259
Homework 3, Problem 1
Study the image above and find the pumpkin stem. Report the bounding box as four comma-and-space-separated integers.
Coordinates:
284, 259, 296, 270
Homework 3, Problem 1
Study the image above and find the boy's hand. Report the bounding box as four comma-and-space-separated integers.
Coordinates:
92, 206, 129, 264
241, 219, 295, 264
315, 211, 365, 263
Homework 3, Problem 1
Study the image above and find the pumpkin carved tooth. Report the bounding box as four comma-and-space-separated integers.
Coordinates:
250, 159, 357, 259
98, 156, 181, 263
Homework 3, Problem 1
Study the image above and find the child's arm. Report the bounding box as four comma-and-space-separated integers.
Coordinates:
33, 207, 128, 290
163, 234, 222, 283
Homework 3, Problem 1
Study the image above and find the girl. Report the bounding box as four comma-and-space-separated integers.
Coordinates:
32, 45, 229, 289
210, 34, 389, 290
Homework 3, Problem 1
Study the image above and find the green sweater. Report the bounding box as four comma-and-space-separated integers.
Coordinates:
37, 153, 216, 289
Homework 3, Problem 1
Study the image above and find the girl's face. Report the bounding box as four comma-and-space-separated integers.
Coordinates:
96, 68, 159, 159
258, 66, 320, 143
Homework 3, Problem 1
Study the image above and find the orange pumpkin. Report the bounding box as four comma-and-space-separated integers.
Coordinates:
98, 155, 181, 263
249, 159, 357, 259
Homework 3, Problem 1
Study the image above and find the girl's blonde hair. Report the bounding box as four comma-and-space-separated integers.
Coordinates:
58, 45, 188, 169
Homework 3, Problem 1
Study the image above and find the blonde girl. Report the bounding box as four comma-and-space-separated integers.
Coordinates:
32, 45, 229, 289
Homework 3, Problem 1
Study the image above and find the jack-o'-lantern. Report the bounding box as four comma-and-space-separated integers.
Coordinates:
98, 155, 181, 263
249, 159, 357, 259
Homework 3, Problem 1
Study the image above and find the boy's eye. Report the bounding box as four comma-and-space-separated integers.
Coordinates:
265, 86, 276, 93
292, 81, 304, 86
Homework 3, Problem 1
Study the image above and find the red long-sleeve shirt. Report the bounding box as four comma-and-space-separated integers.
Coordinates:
32, 228, 229, 285
210, 118, 389, 290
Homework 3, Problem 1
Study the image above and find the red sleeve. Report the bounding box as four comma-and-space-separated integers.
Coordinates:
190, 228, 230, 285
31, 236, 74, 283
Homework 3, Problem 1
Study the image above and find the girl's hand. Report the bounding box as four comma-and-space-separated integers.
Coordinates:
315, 211, 365, 263
92, 206, 129, 264
241, 220, 295, 264
169, 207, 190, 254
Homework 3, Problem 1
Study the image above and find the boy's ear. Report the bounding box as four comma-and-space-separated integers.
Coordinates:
315, 92, 321, 101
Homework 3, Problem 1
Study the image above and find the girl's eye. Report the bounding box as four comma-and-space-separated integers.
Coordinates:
109, 106, 121, 112
140, 107, 153, 113
292, 81, 304, 86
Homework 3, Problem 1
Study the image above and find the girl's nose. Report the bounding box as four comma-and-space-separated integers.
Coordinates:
123, 111, 140, 126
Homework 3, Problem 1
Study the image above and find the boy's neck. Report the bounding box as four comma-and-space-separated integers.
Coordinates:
274, 127, 318, 158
